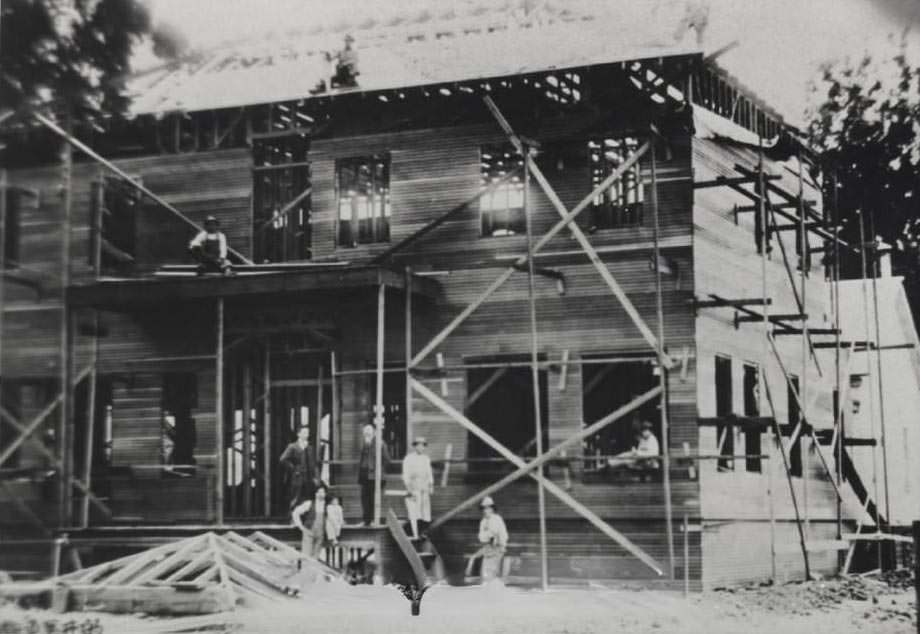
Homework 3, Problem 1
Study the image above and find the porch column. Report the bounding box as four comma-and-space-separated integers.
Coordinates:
374, 283, 386, 525
405, 268, 413, 449
215, 298, 225, 525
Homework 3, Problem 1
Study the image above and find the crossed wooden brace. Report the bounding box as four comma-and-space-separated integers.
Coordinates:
0, 401, 111, 519
415, 379, 666, 576
409, 97, 674, 371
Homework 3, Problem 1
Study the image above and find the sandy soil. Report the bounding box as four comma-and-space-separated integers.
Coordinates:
0, 575, 914, 634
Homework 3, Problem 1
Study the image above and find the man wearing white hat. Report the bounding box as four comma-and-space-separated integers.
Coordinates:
402, 436, 434, 539
477, 496, 509, 582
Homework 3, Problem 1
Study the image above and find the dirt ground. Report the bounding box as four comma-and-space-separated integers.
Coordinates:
0, 574, 915, 634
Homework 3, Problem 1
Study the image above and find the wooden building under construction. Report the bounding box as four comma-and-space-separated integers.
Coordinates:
1, 4, 915, 590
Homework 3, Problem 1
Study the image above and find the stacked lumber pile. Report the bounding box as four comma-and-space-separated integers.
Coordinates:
0, 531, 341, 615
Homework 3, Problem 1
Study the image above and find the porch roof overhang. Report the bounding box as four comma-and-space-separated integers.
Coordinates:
66, 265, 439, 310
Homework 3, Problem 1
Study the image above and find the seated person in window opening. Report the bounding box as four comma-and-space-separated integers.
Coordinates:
465, 496, 509, 583
605, 419, 660, 475
189, 215, 232, 275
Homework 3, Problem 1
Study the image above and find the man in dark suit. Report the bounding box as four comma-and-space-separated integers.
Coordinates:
280, 426, 320, 515
357, 423, 391, 526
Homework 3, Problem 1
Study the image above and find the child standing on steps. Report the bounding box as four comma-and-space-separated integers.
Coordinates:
325, 494, 344, 545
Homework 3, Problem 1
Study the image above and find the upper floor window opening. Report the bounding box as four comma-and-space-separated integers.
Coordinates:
479, 144, 525, 237
91, 176, 142, 275
588, 136, 644, 230
336, 154, 391, 247
252, 134, 312, 262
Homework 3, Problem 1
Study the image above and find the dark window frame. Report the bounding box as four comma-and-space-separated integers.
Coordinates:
714, 355, 734, 472
588, 135, 645, 230
479, 143, 525, 237
785, 375, 803, 477
581, 352, 660, 474
335, 153, 391, 247
90, 175, 142, 275
464, 354, 549, 478
252, 134, 312, 262
743, 362, 762, 473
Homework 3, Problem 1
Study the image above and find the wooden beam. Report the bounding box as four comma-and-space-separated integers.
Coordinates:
484, 95, 671, 366
263, 344, 272, 517
0, 397, 62, 469
253, 186, 312, 234
132, 535, 208, 585
80, 311, 99, 528
431, 383, 663, 529
415, 379, 665, 576
694, 175, 779, 189
464, 367, 507, 410
215, 299, 225, 525
404, 267, 413, 450
33, 112, 253, 265
59, 130, 73, 527
557, 350, 570, 391
409, 106, 651, 368
371, 168, 523, 265
698, 416, 774, 430
693, 296, 771, 309
373, 284, 385, 525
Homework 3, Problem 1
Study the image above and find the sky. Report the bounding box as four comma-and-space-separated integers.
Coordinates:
139, 0, 920, 126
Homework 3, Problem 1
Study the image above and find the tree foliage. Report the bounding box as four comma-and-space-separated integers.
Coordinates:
0, 0, 151, 121
807, 42, 920, 292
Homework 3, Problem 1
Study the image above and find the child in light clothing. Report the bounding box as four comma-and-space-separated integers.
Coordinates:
325, 495, 344, 544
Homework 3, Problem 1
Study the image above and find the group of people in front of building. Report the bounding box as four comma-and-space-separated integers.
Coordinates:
280, 412, 660, 583
280, 421, 511, 583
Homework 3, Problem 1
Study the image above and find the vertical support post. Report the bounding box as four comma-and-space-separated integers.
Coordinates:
316, 364, 324, 457
80, 311, 99, 528
59, 123, 74, 527
913, 520, 919, 634
869, 209, 892, 542
0, 170, 7, 449
798, 153, 809, 542
263, 343, 271, 517
758, 141, 782, 581
650, 135, 676, 579
331, 351, 339, 464
522, 142, 549, 590
374, 284, 386, 525
242, 360, 252, 517
857, 211, 883, 569
832, 171, 843, 543
682, 513, 690, 597
405, 268, 413, 447
215, 298, 225, 525
92, 173, 103, 276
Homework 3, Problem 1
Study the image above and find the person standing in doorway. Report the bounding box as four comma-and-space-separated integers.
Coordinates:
402, 437, 434, 539
280, 426, 319, 516
357, 423, 391, 526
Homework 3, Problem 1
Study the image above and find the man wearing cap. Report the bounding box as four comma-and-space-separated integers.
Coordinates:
402, 436, 434, 539
476, 496, 509, 582
189, 215, 232, 276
